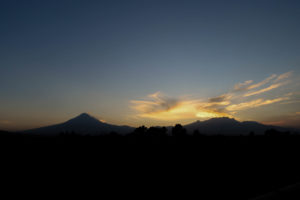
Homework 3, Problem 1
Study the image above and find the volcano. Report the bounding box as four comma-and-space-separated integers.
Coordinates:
23, 113, 134, 135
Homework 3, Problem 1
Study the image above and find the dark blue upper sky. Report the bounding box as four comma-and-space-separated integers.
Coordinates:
1, 0, 300, 130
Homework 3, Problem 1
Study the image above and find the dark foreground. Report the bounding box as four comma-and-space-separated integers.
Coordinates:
0, 131, 300, 200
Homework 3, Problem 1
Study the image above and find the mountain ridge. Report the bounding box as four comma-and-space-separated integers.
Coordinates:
184, 117, 291, 135
22, 113, 134, 135
16, 114, 298, 136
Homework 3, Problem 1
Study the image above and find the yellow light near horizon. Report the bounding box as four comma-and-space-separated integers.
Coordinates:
138, 101, 230, 121
139, 102, 196, 120
196, 112, 221, 118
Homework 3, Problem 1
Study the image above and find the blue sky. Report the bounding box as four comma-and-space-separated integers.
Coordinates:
0, 0, 300, 130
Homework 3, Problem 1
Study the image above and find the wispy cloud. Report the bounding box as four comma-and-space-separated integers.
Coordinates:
226, 97, 289, 111
247, 74, 277, 90
131, 71, 295, 122
234, 74, 277, 92
208, 94, 231, 103
131, 92, 180, 114
232, 71, 292, 98
234, 80, 253, 92
131, 93, 230, 121
233, 72, 292, 95
244, 82, 284, 97
274, 71, 293, 82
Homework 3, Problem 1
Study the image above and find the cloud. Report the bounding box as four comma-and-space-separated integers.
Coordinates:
131, 93, 230, 121
131, 92, 290, 121
274, 71, 293, 82
226, 97, 289, 111
131, 93, 290, 121
208, 94, 231, 103
247, 74, 277, 90
131, 92, 180, 114
233, 74, 277, 92
200, 95, 231, 115
278, 92, 300, 104
234, 80, 253, 92
244, 83, 284, 97
236, 72, 292, 97
280, 100, 300, 105
131, 71, 294, 122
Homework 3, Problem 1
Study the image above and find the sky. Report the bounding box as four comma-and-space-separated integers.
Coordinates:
0, 0, 300, 130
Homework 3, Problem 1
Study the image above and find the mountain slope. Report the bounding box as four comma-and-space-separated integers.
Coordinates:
184, 117, 291, 135
23, 113, 134, 135
22, 115, 295, 136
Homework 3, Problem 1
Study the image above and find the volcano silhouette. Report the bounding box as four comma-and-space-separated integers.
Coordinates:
184, 117, 290, 135
24, 113, 134, 135
22, 114, 294, 136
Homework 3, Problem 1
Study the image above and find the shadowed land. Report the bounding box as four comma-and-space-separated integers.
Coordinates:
1, 114, 300, 200
1, 125, 300, 200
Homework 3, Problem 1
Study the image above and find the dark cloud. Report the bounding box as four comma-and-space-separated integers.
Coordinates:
209, 94, 228, 103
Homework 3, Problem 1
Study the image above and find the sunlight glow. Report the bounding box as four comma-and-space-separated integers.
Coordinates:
131, 71, 294, 123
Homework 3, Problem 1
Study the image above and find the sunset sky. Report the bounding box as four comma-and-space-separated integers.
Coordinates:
1, 0, 300, 131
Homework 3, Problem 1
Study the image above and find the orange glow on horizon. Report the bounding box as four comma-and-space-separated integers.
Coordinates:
131, 71, 294, 123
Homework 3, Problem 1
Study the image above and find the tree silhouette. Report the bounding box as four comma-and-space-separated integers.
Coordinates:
248, 131, 255, 137
265, 129, 290, 136
193, 129, 204, 137
172, 124, 187, 137
147, 127, 168, 137
132, 126, 148, 137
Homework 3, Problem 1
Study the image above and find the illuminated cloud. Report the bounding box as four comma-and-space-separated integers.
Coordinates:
280, 92, 300, 104
233, 74, 278, 93
226, 97, 289, 111
131, 93, 230, 121
244, 83, 284, 97
248, 74, 277, 89
131, 71, 294, 122
131, 92, 180, 114
274, 71, 293, 82
208, 94, 231, 103
234, 80, 253, 92
241, 71, 292, 97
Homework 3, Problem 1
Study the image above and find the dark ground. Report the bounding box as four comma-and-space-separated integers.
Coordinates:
0, 130, 299, 199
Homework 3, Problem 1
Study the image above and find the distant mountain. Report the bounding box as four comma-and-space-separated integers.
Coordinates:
184, 117, 291, 135
23, 113, 134, 135
19, 115, 297, 136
